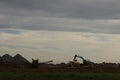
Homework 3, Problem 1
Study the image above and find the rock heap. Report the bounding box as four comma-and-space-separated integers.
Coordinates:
0, 54, 30, 64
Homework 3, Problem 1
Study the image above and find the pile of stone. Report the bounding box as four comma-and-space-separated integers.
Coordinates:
0, 54, 30, 64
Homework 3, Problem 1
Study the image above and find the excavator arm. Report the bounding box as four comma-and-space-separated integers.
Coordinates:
73, 54, 85, 62
73, 54, 77, 61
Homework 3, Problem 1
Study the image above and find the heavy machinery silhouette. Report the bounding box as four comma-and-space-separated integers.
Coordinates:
73, 54, 94, 65
68, 54, 94, 67
32, 59, 53, 68
32, 59, 39, 68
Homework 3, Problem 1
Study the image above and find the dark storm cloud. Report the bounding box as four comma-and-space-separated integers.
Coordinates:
0, 24, 11, 28
1, 0, 120, 19
0, 0, 120, 34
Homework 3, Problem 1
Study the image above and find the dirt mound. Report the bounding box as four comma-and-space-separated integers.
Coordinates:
13, 54, 30, 63
0, 54, 30, 64
1, 54, 13, 62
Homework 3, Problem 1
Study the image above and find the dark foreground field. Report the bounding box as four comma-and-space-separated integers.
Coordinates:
1, 72, 120, 80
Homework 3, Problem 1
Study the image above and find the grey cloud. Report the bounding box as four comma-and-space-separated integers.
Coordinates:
0, 29, 20, 34
1, 15, 120, 34
0, 24, 11, 28
1, 0, 120, 19
0, 0, 62, 11
0, 0, 120, 34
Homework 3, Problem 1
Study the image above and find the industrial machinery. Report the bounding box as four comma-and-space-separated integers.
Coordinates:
39, 60, 53, 64
32, 59, 39, 68
73, 54, 94, 65
32, 59, 53, 68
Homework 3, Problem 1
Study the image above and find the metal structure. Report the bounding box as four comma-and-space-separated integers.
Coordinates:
32, 59, 53, 68
32, 59, 39, 68
39, 60, 53, 64
73, 54, 94, 65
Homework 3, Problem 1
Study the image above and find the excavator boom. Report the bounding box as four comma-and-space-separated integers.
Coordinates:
73, 54, 84, 61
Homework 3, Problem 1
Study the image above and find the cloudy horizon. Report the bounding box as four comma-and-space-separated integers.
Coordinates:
0, 0, 120, 63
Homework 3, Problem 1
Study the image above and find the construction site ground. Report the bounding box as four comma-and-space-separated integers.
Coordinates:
0, 67, 120, 80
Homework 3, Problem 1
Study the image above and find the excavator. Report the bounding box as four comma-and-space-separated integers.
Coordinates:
73, 54, 94, 65
67, 54, 94, 67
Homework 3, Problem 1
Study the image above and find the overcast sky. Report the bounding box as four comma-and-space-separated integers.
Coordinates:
0, 0, 120, 63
